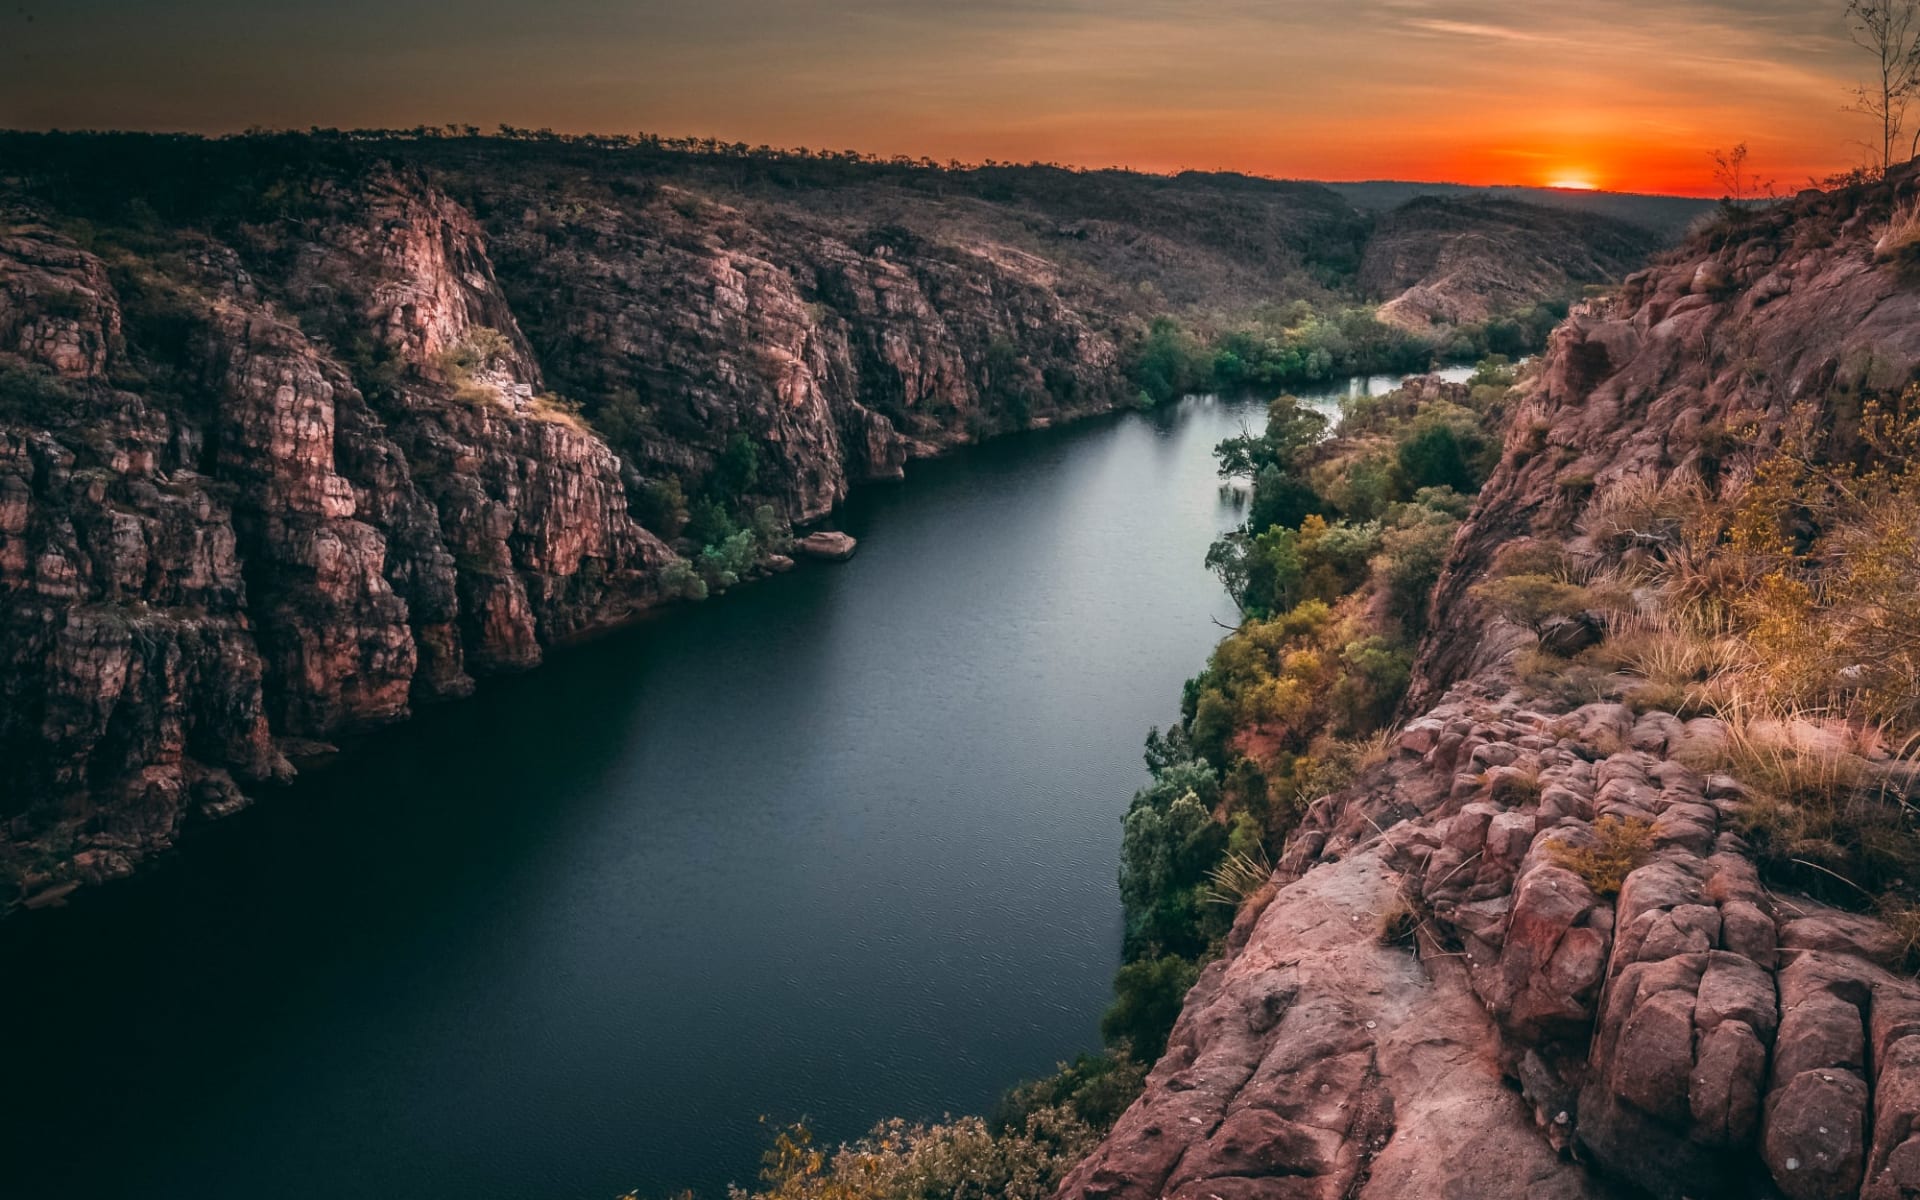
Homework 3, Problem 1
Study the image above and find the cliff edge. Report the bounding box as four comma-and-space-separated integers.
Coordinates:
1063, 168, 1920, 1199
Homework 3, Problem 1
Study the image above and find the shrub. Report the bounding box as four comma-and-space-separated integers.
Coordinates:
1396, 417, 1476, 494
725, 1108, 1102, 1200
1873, 201, 1920, 279
992, 1052, 1149, 1133
697, 530, 759, 591
637, 477, 691, 540
659, 559, 707, 602
1101, 955, 1200, 1061
1471, 573, 1592, 636
1118, 785, 1229, 959
1488, 766, 1543, 807
1128, 317, 1213, 406
1549, 816, 1654, 897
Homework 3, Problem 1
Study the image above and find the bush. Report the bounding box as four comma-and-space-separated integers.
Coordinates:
992, 1052, 1149, 1134
697, 530, 759, 591
1118, 781, 1229, 959
659, 559, 707, 601
723, 1107, 1103, 1200
1470, 573, 1591, 636
637, 477, 691, 540
1101, 955, 1200, 1060
1127, 317, 1212, 406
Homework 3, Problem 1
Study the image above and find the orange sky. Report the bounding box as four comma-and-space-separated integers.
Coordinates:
0, 0, 1879, 196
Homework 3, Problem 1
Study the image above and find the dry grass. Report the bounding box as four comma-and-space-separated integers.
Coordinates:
1579, 473, 1710, 556
530, 393, 591, 432
1377, 898, 1420, 947
1514, 647, 1615, 708
1549, 816, 1655, 897
1203, 847, 1275, 909
1487, 765, 1543, 807
1874, 201, 1920, 278
1708, 698, 1919, 901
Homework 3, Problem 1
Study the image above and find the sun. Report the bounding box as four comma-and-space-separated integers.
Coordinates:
1547, 177, 1600, 191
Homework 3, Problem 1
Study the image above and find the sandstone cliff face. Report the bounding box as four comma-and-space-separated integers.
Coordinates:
1066, 172, 1920, 1199
0, 146, 1185, 903
0, 185, 678, 897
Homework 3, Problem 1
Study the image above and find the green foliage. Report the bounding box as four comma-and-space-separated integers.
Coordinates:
0, 362, 88, 425
638, 477, 691, 540
983, 336, 1039, 428
1395, 417, 1477, 494
660, 559, 708, 602
686, 497, 739, 548
1374, 504, 1461, 632
1127, 318, 1212, 407
992, 1052, 1149, 1134
713, 431, 763, 497
1101, 955, 1200, 1061
1118, 765, 1229, 959
593, 388, 656, 460
1470, 573, 1591, 635
435, 326, 513, 375
697, 530, 760, 592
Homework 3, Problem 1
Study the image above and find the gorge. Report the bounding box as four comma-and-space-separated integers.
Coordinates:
18, 128, 1917, 1200
0, 370, 1458, 1199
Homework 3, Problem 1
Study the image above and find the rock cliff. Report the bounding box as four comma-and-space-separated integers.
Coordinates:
0, 132, 1662, 908
1063, 170, 1920, 1198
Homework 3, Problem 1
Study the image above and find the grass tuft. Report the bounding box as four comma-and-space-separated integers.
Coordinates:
1549, 816, 1654, 897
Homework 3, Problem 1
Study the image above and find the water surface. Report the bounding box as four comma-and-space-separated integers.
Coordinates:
0, 370, 1464, 1200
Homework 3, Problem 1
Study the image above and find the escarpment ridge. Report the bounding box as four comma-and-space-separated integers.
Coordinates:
1064, 166, 1920, 1199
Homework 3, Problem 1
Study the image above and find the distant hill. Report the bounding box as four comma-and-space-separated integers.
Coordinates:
1357, 196, 1662, 329
1329, 180, 1714, 240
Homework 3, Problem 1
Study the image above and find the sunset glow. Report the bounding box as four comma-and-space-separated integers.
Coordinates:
0, 1, 1881, 195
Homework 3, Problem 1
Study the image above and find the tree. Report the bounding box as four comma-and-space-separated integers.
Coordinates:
1709, 144, 1775, 207
1846, 1, 1920, 171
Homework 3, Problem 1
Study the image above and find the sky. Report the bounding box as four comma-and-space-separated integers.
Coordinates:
0, 0, 1879, 195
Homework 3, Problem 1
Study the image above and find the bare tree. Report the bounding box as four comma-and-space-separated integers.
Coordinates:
1710, 144, 1776, 206
1847, 0, 1920, 170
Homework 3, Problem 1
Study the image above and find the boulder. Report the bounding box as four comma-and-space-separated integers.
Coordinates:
796, 531, 859, 562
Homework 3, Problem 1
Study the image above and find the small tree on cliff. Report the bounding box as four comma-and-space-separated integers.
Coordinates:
1846, 0, 1920, 171
1709, 144, 1775, 210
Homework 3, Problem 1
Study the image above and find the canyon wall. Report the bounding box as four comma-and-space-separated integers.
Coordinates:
0, 133, 1661, 908
0, 150, 1138, 902
1063, 169, 1920, 1198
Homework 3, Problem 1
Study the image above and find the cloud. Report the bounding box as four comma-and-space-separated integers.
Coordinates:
0, 0, 1881, 192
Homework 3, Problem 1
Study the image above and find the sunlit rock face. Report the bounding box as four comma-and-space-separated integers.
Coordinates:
1063, 166, 1920, 1200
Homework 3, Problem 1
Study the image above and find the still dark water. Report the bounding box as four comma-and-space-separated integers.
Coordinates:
0, 372, 1461, 1200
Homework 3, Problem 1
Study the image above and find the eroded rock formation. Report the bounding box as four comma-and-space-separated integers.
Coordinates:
1065, 167, 1920, 1199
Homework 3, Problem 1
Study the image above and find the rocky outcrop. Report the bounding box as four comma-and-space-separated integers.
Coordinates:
1069, 170, 1920, 1198
0, 187, 680, 894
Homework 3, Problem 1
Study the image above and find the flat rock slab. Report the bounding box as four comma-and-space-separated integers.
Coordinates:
797, 531, 858, 561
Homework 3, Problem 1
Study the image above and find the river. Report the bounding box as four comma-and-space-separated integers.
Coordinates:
0, 369, 1470, 1200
